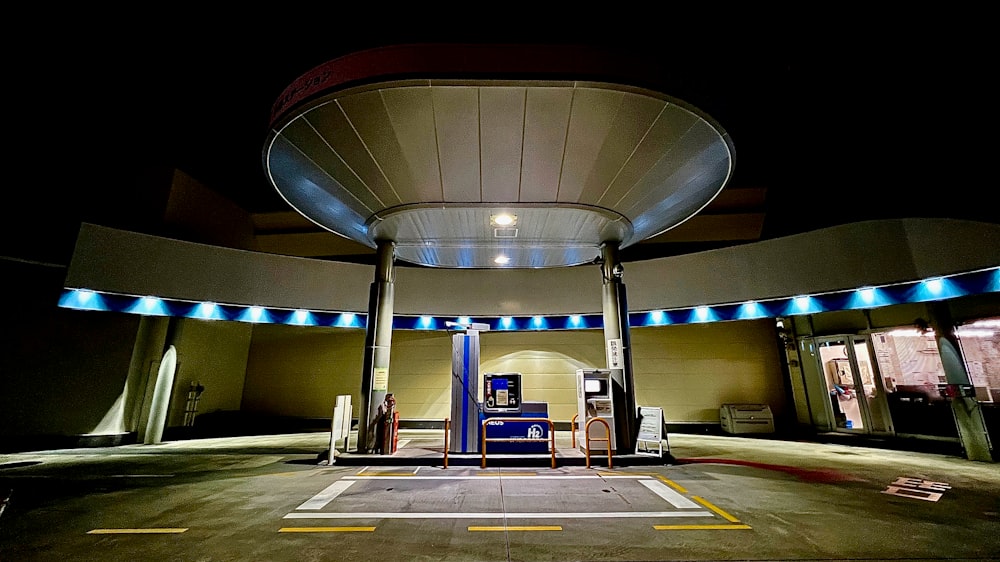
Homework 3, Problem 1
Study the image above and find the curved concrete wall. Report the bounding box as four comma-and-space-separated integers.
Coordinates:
65, 219, 1000, 317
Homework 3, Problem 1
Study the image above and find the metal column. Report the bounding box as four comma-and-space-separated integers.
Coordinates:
600, 242, 637, 454
358, 241, 396, 453
927, 304, 992, 461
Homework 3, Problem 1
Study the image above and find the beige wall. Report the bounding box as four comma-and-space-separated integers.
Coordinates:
240, 320, 785, 426
166, 319, 253, 427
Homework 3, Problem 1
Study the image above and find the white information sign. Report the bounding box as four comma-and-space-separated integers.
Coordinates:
606, 339, 624, 369
635, 406, 665, 457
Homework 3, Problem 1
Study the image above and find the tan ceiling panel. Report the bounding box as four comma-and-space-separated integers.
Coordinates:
433, 87, 482, 202
602, 104, 698, 208
270, 122, 378, 216
480, 87, 526, 202
305, 102, 402, 209
558, 88, 624, 203
337, 89, 427, 204
577, 92, 664, 205
519, 88, 573, 202
616, 120, 731, 217
379, 86, 443, 203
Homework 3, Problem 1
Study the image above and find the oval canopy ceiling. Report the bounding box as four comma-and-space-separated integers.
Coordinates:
264, 45, 734, 269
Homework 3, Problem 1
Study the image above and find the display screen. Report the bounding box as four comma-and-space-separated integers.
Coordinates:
584, 379, 602, 393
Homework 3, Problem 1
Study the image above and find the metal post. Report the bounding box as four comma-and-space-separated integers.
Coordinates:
600, 242, 637, 454
358, 241, 396, 453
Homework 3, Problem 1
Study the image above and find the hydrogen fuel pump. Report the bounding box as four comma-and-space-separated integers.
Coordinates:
448, 320, 490, 453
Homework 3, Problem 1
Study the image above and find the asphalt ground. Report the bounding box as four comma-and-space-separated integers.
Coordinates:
1, 431, 998, 561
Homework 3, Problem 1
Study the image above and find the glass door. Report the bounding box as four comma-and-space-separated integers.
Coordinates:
815, 335, 892, 434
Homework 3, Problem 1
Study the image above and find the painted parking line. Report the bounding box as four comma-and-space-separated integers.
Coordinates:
279, 526, 375, 533
87, 528, 188, 534
692, 496, 742, 524
639, 479, 701, 509
469, 526, 562, 531
296, 480, 356, 510
653, 524, 752, 531
285, 511, 713, 520
289, 472, 748, 530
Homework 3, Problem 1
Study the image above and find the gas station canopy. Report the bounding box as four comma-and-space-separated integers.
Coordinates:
263, 44, 734, 269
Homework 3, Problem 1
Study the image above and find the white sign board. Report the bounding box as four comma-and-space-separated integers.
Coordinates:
635, 406, 665, 457
328, 394, 353, 464
606, 338, 624, 369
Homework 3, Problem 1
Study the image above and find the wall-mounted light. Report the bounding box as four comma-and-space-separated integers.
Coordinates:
494, 255, 510, 265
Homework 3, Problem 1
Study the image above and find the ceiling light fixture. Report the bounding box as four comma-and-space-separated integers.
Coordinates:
490, 213, 517, 227
494, 255, 510, 265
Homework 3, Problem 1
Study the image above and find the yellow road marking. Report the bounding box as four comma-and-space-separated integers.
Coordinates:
279, 526, 376, 533
655, 475, 688, 494
87, 528, 188, 534
654, 524, 752, 530
468, 526, 562, 531
692, 496, 741, 523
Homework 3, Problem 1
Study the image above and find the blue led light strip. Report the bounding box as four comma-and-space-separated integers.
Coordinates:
57, 266, 1000, 331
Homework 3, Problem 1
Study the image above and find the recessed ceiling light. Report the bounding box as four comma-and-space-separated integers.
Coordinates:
491, 213, 516, 227
494, 255, 511, 265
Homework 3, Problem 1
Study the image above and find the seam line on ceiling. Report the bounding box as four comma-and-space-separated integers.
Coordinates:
477, 88, 483, 201
305, 114, 385, 211
284, 124, 375, 216
517, 88, 527, 202
615, 114, 696, 209
374, 90, 405, 206
596, 103, 668, 207
554, 85, 577, 202
431, 87, 445, 201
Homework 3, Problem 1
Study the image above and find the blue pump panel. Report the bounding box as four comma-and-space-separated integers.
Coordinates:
481, 401, 549, 454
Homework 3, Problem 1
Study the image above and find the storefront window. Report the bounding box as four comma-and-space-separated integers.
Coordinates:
956, 317, 1000, 403
870, 328, 957, 438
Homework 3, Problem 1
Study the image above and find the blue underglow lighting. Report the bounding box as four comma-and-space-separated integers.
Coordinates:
334, 312, 360, 328
786, 295, 822, 315
992, 268, 1000, 292
532, 316, 547, 329
860, 288, 875, 304
458, 316, 471, 325
419, 315, 434, 329
193, 301, 224, 320
687, 306, 720, 323
238, 306, 272, 323
925, 278, 943, 295
648, 310, 667, 325
912, 276, 965, 302
500, 316, 513, 329
569, 315, 583, 328
59, 289, 110, 311
738, 301, 764, 319
289, 309, 316, 326
129, 296, 169, 316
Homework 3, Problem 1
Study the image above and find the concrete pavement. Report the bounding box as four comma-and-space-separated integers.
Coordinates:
1, 431, 998, 561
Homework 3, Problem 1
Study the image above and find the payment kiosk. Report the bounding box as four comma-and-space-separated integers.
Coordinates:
576, 369, 617, 452
480, 372, 550, 454
483, 372, 522, 414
